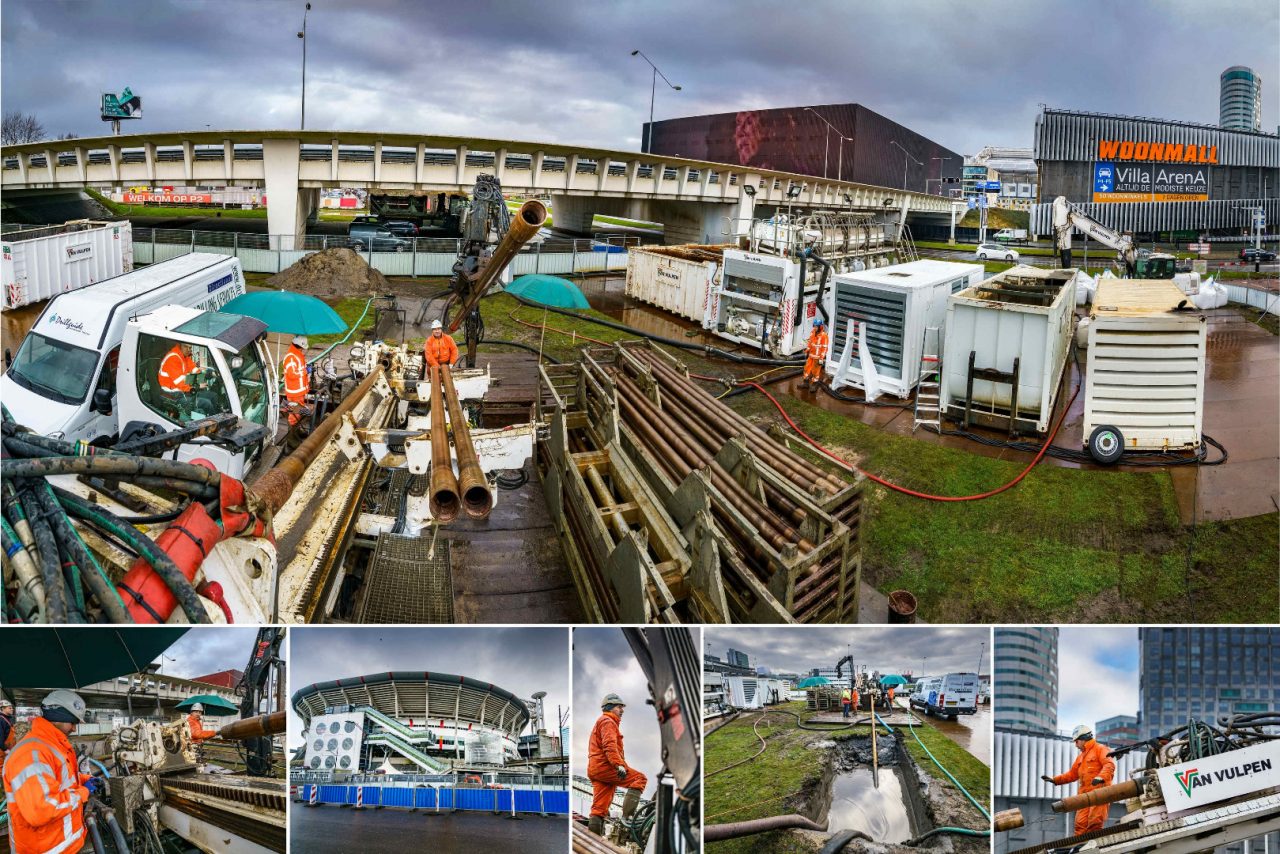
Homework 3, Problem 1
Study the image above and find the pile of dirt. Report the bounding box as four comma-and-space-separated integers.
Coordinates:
265, 248, 391, 298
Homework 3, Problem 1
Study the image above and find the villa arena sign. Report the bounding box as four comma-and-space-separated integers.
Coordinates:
1157, 741, 1280, 812
1092, 162, 1209, 203
1097, 139, 1218, 164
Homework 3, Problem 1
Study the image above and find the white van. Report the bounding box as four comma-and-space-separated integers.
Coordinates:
1, 254, 245, 444
910, 673, 979, 720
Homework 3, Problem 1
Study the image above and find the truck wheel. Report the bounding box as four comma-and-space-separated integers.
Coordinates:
1088, 425, 1125, 465
978, 253, 987, 261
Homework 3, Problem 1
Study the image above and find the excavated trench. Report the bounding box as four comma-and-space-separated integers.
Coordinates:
809, 736, 931, 845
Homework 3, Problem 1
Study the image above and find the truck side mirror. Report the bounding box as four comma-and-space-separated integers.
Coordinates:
92, 388, 113, 414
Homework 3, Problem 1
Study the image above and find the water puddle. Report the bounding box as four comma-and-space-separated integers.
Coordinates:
827, 767, 914, 843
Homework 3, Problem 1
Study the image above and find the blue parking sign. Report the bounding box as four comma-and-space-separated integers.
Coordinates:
1094, 163, 1115, 194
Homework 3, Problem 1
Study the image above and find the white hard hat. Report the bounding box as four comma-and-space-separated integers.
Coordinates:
41, 689, 87, 723
601, 693, 626, 709
1071, 724, 1092, 740
191, 703, 205, 713
293, 335, 308, 347
430, 319, 443, 330
0, 698, 13, 710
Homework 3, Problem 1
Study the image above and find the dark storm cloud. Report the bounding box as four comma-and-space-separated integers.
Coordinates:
162, 627, 264, 680
2, 1, 1275, 153
287, 627, 569, 747
571, 627, 666, 795
704, 627, 990, 678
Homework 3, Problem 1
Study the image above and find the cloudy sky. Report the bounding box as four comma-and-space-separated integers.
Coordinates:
2, 1, 1275, 154
572, 628, 662, 796
1055, 627, 1138, 734
287, 627, 569, 748
704, 626, 990, 680
162, 626, 265, 680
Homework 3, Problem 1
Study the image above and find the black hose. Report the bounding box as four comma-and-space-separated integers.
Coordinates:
53, 486, 210, 625
31, 483, 132, 623
820, 829, 874, 854
1, 455, 221, 486
508, 293, 806, 366
102, 809, 132, 854
806, 249, 833, 325
16, 483, 68, 623
477, 338, 562, 364
85, 813, 107, 854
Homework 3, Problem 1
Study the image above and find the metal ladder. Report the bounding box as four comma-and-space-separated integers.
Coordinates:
912, 326, 942, 432
900, 222, 921, 262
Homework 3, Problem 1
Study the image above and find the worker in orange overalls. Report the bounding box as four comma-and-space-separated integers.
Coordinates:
802, 316, 828, 389
2, 690, 95, 854
282, 335, 309, 426
586, 693, 647, 837
0, 698, 15, 769
186, 704, 218, 743
424, 319, 460, 370
1043, 724, 1117, 834
887, 686, 896, 708
159, 341, 199, 394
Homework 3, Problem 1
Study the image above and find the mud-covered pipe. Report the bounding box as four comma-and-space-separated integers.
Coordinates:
218, 711, 287, 740
440, 366, 492, 519
103, 810, 132, 854
85, 813, 107, 854
994, 808, 1025, 831
705, 814, 828, 842
428, 366, 460, 522
805, 248, 833, 324
448, 199, 548, 331
249, 367, 383, 515
820, 829, 873, 854
1052, 779, 1140, 813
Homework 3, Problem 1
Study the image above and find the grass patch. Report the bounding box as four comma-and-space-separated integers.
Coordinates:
1215, 270, 1279, 281
917, 239, 1056, 257
1228, 303, 1280, 336
902, 720, 990, 806
308, 297, 380, 346
593, 214, 663, 231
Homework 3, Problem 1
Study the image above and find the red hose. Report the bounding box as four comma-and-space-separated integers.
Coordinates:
739, 380, 1081, 502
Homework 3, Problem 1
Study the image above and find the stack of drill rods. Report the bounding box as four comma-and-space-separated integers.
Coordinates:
630, 349, 846, 495
614, 372, 814, 556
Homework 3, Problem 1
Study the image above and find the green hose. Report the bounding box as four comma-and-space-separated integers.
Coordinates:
904, 715, 991, 821
308, 297, 376, 365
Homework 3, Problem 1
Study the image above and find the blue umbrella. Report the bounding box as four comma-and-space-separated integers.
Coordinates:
879, 674, 908, 686
797, 676, 831, 688
507, 275, 590, 309
175, 695, 240, 716
223, 290, 348, 335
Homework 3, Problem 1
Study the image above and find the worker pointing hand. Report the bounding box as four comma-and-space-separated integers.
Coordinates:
1045, 725, 1116, 835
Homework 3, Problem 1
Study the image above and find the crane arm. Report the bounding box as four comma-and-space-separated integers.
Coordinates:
1052, 196, 1136, 273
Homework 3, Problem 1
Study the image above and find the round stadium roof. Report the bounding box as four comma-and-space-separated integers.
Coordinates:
291, 671, 532, 736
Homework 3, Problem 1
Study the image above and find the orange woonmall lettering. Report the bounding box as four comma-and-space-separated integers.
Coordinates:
1098, 140, 1120, 159
1164, 144, 1183, 162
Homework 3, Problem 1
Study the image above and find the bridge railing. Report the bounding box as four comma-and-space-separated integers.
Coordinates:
131, 227, 640, 277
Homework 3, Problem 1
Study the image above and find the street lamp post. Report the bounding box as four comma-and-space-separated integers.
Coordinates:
804, 108, 850, 181
931, 156, 951, 196
631, 50, 681, 154
297, 3, 311, 131
890, 140, 922, 191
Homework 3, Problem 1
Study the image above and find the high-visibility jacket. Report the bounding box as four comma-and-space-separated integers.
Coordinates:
424, 333, 459, 367
840, 688, 852, 704
1052, 739, 1115, 791
187, 713, 217, 743
158, 345, 197, 393
2, 716, 90, 854
806, 327, 829, 362
0, 712, 14, 767
282, 345, 308, 404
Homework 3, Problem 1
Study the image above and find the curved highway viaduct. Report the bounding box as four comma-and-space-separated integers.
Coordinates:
1, 130, 954, 248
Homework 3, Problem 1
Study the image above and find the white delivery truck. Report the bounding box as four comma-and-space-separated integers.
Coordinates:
993, 228, 1028, 243
909, 673, 979, 720
1, 253, 249, 446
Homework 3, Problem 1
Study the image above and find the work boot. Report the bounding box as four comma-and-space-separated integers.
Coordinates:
621, 788, 642, 819
588, 815, 605, 836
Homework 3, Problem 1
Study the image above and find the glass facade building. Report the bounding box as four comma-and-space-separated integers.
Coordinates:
1220, 66, 1262, 131
994, 627, 1058, 735
1138, 627, 1279, 739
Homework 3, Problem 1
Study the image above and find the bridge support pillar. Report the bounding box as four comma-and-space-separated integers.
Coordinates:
263, 139, 314, 251
640, 196, 755, 246
548, 194, 595, 234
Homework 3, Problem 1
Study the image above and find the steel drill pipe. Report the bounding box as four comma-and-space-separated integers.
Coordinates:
1052, 779, 1141, 813
249, 368, 383, 515
217, 711, 288, 740
447, 199, 549, 332
705, 814, 828, 841
428, 366, 460, 522
994, 808, 1025, 832
440, 365, 492, 518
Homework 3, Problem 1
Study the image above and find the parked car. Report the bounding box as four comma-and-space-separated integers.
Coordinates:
909, 673, 979, 721
383, 220, 420, 237
351, 215, 380, 225
993, 228, 1028, 243
975, 243, 1018, 262
1239, 247, 1278, 263
348, 222, 411, 252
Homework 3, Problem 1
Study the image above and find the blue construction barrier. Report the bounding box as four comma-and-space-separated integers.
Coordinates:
295, 784, 568, 815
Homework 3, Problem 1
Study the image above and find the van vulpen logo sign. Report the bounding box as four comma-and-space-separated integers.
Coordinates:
1157, 741, 1280, 810
1175, 767, 1198, 797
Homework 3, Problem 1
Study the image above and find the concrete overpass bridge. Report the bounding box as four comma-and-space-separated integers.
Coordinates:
2, 130, 954, 248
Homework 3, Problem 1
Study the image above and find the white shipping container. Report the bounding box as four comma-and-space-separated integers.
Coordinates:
624, 245, 722, 324
827, 260, 984, 398
725, 676, 762, 709
1085, 279, 1207, 452
2, 220, 133, 309
941, 266, 1078, 433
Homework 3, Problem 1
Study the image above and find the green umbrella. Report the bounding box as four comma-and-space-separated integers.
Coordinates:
797, 676, 831, 688
176, 695, 240, 716
507, 275, 590, 309
879, 674, 909, 686
223, 290, 349, 335
0, 628, 189, 689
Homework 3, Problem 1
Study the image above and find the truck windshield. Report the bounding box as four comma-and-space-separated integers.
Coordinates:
230, 342, 269, 426
7, 332, 99, 404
